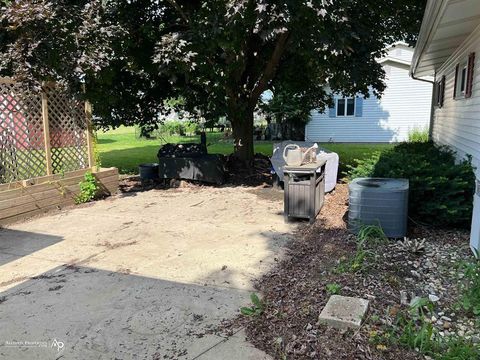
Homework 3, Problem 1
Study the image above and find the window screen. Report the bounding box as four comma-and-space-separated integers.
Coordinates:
346, 98, 355, 116
337, 99, 345, 116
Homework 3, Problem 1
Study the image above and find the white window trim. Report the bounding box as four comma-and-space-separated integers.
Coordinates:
336, 97, 356, 117
455, 60, 468, 99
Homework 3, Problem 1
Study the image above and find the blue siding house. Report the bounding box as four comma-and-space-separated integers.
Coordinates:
305, 43, 433, 143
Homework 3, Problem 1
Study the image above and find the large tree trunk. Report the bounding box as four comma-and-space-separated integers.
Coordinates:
230, 107, 254, 163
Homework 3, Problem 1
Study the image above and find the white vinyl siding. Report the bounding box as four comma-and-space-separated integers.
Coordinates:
432, 26, 480, 251
389, 45, 415, 63
306, 63, 432, 143
433, 43, 480, 177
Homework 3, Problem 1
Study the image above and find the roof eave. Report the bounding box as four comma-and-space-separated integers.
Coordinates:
410, 0, 449, 77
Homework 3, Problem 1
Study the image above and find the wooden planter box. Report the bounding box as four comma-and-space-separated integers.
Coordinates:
0, 167, 119, 226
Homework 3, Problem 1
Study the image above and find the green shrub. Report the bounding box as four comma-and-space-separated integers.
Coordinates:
335, 224, 386, 274
75, 172, 100, 204
162, 120, 185, 136
184, 121, 200, 135
326, 283, 341, 295
458, 253, 480, 316
240, 293, 265, 316
160, 120, 200, 136
408, 127, 429, 143
392, 299, 480, 359
348, 142, 475, 227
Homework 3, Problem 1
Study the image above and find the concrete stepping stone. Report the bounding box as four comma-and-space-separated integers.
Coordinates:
318, 295, 369, 330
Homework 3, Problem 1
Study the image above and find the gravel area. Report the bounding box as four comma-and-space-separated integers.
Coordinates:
224, 183, 479, 359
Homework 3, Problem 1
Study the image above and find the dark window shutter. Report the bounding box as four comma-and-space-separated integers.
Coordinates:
440, 75, 446, 107
466, 52, 475, 98
454, 64, 459, 98
436, 82, 441, 106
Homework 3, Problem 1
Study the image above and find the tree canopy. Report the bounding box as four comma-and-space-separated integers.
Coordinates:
0, 0, 426, 161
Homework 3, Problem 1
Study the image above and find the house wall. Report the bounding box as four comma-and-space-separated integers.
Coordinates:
387, 43, 416, 64
305, 63, 433, 143
431, 25, 480, 250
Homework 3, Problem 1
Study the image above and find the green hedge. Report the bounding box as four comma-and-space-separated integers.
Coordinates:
161, 120, 200, 136
348, 142, 476, 228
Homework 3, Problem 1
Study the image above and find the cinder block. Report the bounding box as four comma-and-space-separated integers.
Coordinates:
318, 295, 369, 330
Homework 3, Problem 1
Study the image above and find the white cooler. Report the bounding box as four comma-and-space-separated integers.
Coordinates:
271, 141, 339, 192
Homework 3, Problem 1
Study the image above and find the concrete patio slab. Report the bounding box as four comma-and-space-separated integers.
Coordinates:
0, 186, 291, 359
196, 330, 272, 360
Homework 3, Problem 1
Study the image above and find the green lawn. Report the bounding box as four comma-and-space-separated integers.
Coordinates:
97, 126, 393, 176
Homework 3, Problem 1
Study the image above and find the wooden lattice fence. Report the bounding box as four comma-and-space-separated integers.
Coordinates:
0, 78, 95, 184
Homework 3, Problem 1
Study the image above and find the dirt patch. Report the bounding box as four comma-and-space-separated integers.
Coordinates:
96, 240, 138, 249
248, 186, 284, 203
0, 276, 30, 288
224, 183, 475, 359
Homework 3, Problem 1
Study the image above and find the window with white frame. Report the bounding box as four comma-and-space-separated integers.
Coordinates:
454, 52, 476, 99
336, 97, 355, 116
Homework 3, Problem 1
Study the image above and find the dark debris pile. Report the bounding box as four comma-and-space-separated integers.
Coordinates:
119, 153, 273, 192
223, 153, 273, 186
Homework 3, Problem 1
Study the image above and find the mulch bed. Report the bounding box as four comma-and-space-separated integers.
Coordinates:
222, 183, 475, 360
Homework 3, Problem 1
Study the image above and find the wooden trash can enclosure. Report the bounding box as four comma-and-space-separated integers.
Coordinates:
284, 160, 326, 223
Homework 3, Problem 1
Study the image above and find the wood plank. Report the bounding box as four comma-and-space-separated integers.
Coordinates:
0, 183, 82, 211
41, 92, 53, 175
22, 168, 91, 186
0, 168, 117, 202
0, 168, 119, 224
0, 174, 118, 216
85, 101, 96, 169
0, 182, 22, 192
0, 199, 76, 227
0, 188, 23, 202
0, 191, 78, 219
0, 175, 85, 202
0, 77, 16, 84
93, 168, 118, 180
0, 177, 118, 217
99, 180, 119, 195
0, 168, 114, 193
97, 174, 119, 185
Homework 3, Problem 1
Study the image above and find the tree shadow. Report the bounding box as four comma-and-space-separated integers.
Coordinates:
96, 138, 117, 144
0, 264, 253, 359
0, 229, 63, 266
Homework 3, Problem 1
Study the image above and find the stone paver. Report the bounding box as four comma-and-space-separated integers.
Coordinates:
318, 295, 370, 330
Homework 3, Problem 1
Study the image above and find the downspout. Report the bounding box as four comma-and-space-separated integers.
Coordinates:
411, 73, 436, 141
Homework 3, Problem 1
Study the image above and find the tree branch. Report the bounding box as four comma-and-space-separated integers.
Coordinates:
249, 32, 289, 109
166, 0, 189, 23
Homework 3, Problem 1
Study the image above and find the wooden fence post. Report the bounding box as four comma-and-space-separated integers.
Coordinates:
85, 100, 96, 170
41, 91, 53, 175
